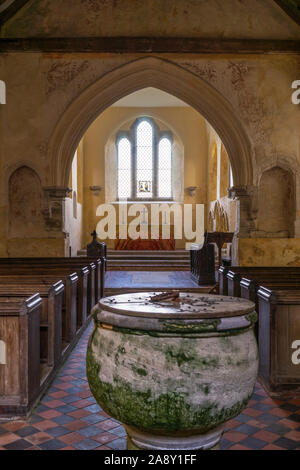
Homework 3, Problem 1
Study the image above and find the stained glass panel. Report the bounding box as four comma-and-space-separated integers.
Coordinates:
136, 121, 153, 198
118, 138, 131, 199
158, 138, 172, 198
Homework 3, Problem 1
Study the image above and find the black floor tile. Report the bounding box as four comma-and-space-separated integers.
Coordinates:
4, 439, 32, 450
15, 426, 39, 438
273, 438, 299, 450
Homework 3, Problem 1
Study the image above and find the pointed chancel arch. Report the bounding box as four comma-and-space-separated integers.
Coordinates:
48, 57, 253, 189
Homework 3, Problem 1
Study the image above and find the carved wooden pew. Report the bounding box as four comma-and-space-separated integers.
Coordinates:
218, 266, 300, 296
227, 270, 300, 298
240, 277, 300, 306
228, 270, 300, 298
190, 242, 216, 285
0, 264, 87, 321
0, 255, 104, 419
0, 281, 64, 372
0, 272, 79, 345
0, 294, 42, 417
86, 232, 107, 272
257, 287, 300, 392
0, 257, 104, 307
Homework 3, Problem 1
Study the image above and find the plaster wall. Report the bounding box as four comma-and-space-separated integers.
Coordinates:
2, 0, 300, 40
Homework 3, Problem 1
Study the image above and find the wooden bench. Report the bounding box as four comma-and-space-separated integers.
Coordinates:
240, 277, 300, 306
0, 255, 105, 418
219, 266, 300, 297
0, 257, 104, 305
190, 242, 215, 285
0, 280, 64, 372
0, 294, 42, 417
0, 272, 79, 345
219, 267, 300, 392
257, 287, 300, 392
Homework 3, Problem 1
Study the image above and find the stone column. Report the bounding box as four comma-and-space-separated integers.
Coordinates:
43, 186, 72, 255
228, 186, 256, 238
228, 186, 257, 265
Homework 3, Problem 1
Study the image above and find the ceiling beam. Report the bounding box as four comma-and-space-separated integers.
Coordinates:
0, 37, 299, 54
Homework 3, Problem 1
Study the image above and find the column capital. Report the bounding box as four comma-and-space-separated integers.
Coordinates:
228, 186, 251, 199
43, 186, 72, 199
42, 187, 71, 233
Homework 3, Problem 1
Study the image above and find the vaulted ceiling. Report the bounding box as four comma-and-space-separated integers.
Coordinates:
0, 0, 300, 29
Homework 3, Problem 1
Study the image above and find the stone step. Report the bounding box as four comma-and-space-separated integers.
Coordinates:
107, 250, 190, 260
107, 266, 190, 271
107, 250, 189, 255
109, 259, 190, 264
108, 255, 190, 261
79, 248, 190, 270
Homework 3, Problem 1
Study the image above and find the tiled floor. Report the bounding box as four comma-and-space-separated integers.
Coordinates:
105, 271, 199, 289
0, 325, 299, 451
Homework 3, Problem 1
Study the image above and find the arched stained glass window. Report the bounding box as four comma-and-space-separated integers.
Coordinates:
117, 137, 132, 199
136, 121, 153, 199
116, 117, 173, 200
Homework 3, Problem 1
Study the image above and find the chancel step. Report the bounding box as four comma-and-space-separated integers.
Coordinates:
106, 250, 190, 271
78, 249, 190, 270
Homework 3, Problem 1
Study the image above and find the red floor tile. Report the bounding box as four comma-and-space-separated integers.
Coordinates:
262, 444, 286, 450
38, 410, 62, 419
34, 420, 58, 431
93, 432, 119, 444
68, 409, 90, 419
0, 434, 20, 446
253, 430, 278, 443
59, 432, 85, 445
2, 421, 26, 432
229, 444, 251, 450
224, 431, 248, 443
285, 430, 300, 442
26, 432, 52, 445
64, 420, 87, 432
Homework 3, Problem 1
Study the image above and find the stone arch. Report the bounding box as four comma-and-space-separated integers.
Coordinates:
47, 57, 253, 189
9, 166, 44, 238
256, 166, 295, 238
